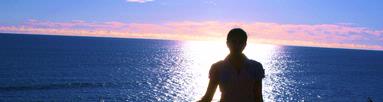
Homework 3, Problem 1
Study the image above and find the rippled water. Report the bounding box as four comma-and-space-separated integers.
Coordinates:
0, 34, 382, 101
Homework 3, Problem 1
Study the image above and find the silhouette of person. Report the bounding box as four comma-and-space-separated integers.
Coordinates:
199, 28, 265, 102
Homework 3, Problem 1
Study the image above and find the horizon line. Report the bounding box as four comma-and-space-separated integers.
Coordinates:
1, 32, 382, 52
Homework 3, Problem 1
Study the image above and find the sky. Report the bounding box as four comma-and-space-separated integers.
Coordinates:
1, 0, 383, 50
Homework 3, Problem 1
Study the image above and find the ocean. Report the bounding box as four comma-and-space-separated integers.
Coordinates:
0, 33, 382, 101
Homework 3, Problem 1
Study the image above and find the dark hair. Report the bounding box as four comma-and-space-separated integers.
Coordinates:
227, 28, 247, 43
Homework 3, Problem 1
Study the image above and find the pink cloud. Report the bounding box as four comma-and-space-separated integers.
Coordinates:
1, 20, 383, 50
126, 0, 154, 3
24, 19, 128, 30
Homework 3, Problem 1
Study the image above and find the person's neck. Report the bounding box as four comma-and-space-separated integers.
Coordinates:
229, 53, 243, 59
228, 53, 245, 73
228, 53, 244, 65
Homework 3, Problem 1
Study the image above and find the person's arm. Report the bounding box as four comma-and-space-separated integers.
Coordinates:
254, 80, 263, 102
198, 79, 218, 102
254, 62, 265, 102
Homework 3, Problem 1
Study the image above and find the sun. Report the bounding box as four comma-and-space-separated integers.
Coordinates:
179, 41, 282, 101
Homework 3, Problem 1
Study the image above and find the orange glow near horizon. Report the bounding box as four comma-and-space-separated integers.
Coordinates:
1, 20, 383, 51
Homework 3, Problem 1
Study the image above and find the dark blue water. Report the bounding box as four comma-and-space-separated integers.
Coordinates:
0, 33, 382, 101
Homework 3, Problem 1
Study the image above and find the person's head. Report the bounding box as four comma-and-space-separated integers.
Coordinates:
226, 28, 247, 55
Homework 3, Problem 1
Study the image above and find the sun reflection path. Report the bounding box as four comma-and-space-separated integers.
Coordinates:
179, 41, 287, 101
180, 41, 227, 101
245, 43, 285, 101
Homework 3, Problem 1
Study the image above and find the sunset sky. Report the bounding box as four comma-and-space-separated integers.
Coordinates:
1, 0, 383, 50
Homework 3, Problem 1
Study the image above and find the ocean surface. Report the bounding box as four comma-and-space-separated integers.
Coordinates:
0, 33, 382, 102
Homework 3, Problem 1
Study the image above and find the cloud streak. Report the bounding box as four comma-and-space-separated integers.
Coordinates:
126, 0, 154, 3
1, 20, 383, 50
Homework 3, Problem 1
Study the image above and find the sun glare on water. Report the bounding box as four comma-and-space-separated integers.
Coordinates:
178, 41, 283, 101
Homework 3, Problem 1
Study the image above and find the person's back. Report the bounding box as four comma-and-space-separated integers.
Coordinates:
199, 28, 265, 102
